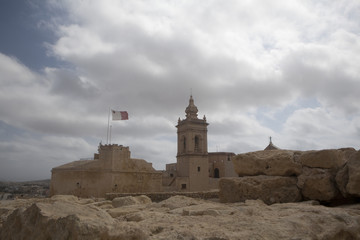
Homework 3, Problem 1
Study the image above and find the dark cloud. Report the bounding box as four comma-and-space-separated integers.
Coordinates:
47, 68, 99, 99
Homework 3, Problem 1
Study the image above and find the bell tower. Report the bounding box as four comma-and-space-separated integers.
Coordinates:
176, 95, 209, 191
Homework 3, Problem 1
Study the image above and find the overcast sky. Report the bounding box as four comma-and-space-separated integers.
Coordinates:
1, 0, 359, 181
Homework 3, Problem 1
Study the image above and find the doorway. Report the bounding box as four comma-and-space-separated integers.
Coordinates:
214, 168, 220, 178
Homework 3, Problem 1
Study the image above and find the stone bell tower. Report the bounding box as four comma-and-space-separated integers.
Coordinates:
176, 95, 209, 191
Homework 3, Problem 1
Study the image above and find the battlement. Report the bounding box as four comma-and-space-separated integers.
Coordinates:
98, 144, 129, 152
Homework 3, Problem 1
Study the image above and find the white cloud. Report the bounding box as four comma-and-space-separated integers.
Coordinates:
1, 0, 360, 180
280, 107, 360, 150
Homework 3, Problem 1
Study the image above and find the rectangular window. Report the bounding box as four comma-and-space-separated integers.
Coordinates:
181, 184, 186, 189
197, 166, 200, 172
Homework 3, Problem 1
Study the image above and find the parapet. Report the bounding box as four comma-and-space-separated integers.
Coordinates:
98, 144, 129, 152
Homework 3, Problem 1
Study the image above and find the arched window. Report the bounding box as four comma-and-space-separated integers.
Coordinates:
194, 135, 200, 152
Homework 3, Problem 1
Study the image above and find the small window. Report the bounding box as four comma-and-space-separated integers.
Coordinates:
181, 184, 187, 189
197, 166, 201, 172
227, 156, 231, 161
170, 173, 174, 177
183, 136, 186, 153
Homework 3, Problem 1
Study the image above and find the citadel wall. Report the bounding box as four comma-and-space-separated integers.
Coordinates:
50, 144, 162, 198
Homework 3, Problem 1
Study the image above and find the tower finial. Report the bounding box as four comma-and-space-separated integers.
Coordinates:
185, 95, 198, 119
269, 136, 272, 143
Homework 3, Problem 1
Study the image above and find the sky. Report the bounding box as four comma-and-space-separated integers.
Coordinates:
0, 0, 359, 181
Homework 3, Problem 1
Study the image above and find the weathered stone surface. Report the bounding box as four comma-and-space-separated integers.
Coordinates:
107, 208, 140, 218
346, 150, 360, 196
298, 168, 338, 201
298, 148, 355, 169
51, 194, 79, 202
2, 195, 360, 240
336, 165, 349, 197
152, 195, 207, 210
0, 201, 117, 240
219, 176, 302, 204
231, 148, 359, 203
112, 195, 152, 208
232, 150, 302, 177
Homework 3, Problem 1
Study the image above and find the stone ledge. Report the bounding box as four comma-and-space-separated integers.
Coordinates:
106, 190, 219, 202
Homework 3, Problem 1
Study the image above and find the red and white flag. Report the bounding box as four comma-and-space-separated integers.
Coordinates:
112, 110, 128, 120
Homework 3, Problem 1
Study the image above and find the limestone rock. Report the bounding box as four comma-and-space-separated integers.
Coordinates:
180, 202, 225, 216
153, 195, 206, 210
335, 165, 349, 198
219, 176, 302, 204
78, 198, 95, 204
112, 195, 152, 208
0, 201, 116, 240
231, 148, 359, 203
232, 150, 302, 177
107, 205, 145, 218
102, 222, 147, 240
1, 196, 360, 239
50, 194, 78, 202
90, 200, 113, 209
135, 195, 153, 204
298, 148, 355, 169
298, 168, 338, 201
346, 150, 360, 196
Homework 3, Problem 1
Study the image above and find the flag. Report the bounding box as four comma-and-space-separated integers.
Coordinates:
112, 110, 128, 120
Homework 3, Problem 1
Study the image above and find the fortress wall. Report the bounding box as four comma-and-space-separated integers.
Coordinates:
50, 169, 162, 198
50, 170, 111, 198
111, 171, 162, 193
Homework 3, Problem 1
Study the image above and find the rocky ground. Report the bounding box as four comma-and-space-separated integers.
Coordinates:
1, 195, 360, 240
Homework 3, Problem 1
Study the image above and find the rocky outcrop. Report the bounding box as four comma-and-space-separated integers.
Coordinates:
1, 201, 118, 240
1, 195, 360, 239
219, 176, 301, 204
233, 150, 302, 176
298, 149, 350, 169
222, 148, 360, 204
298, 167, 338, 201
112, 195, 152, 208
346, 151, 360, 196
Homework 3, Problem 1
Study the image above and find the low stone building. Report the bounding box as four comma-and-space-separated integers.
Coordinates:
208, 152, 237, 179
50, 144, 162, 198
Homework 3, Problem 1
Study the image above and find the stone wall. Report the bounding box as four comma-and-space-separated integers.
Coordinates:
106, 190, 219, 202
50, 144, 163, 198
220, 148, 360, 204
51, 170, 162, 198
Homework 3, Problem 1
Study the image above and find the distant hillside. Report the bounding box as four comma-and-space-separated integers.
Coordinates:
0, 179, 50, 199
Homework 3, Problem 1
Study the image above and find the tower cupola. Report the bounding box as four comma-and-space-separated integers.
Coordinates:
185, 95, 198, 119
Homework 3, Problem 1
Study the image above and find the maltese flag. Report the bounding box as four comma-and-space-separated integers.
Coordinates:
112, 110, 128, 120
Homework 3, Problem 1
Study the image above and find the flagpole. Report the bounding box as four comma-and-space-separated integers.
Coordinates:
109, 125, 112, 144
106, 107, 110, 144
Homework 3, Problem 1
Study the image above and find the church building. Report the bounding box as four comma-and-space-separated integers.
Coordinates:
50, 95, 237, 197
163, 95, 237, 192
